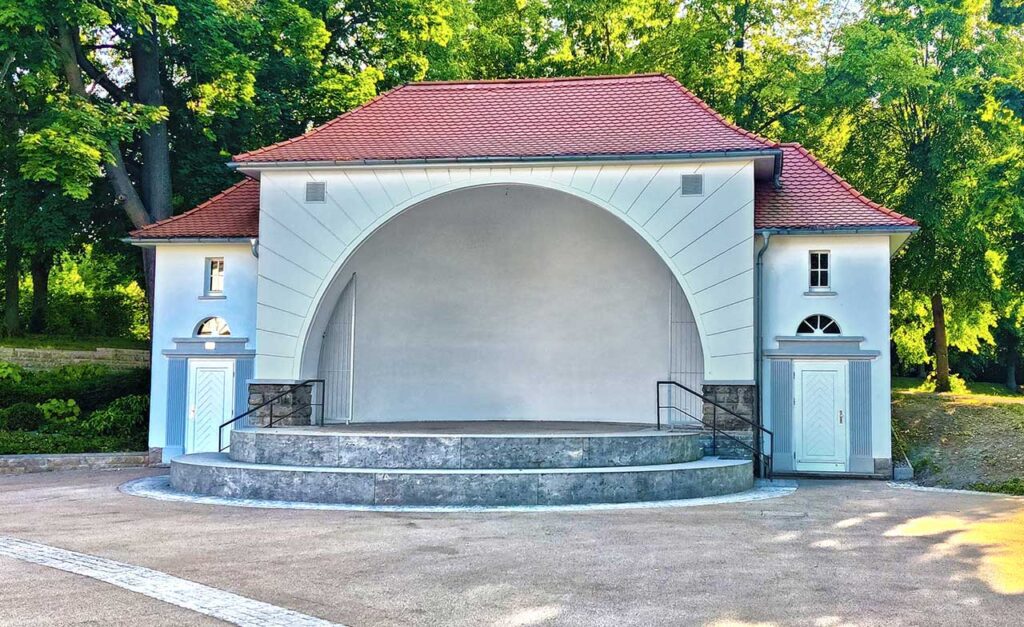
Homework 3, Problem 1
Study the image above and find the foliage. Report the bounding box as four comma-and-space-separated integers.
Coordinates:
81, 394, 148, 439
36, 398, 80, 423
0, 431, 142, 455
17, 245, 149, 340
0, 402, 45, 431
0, 362, 24, 383
969, 478, 1024, 495
0, 365, 149, 412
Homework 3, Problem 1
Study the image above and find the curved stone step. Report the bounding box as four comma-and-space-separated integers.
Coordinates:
228, 427, 703, 469
170, 453, 752, 506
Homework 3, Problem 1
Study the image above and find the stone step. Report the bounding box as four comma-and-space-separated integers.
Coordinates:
170, 453, 753, 507
228, 428, 704, 469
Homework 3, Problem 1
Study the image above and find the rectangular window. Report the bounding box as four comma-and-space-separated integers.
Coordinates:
809, 251, 830, 290
206, 257, 225, 295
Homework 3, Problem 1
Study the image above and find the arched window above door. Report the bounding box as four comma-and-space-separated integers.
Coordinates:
797, 314, 841, 336
196, 316, 231, 337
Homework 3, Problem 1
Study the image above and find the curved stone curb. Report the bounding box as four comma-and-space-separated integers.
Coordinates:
122, 475, 796, 513
887, 481, 1024, 498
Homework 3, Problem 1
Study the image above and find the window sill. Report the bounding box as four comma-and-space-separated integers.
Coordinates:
198, 294, 226, 301
803, 290, 837, 297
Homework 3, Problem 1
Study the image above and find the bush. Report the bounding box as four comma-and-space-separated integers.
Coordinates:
0, 431, 137, 455
0, 362, 24, 383
84, 395, 148, 439
37, 398, 81, 423
0, 403, 46, 432
0, 367, 149, 412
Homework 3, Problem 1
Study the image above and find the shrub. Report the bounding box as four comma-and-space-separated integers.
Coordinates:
0, 431, 136, 455
0, 367, 149, 412
84, 395, 148, 439
0, 362, 24, 383
1, 403, 46, 432
37, 398, 81, 423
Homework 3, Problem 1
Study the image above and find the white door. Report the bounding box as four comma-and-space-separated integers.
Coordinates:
186, 359, 235, 454
793, 360, 848, 472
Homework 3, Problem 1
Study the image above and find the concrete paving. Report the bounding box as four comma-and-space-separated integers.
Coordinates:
1, 468, 1023, 626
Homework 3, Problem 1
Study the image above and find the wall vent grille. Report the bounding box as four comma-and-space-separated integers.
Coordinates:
680, 174, 704, 196
305, 181, 326, 203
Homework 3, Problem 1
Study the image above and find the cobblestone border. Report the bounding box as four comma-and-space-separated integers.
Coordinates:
121, 474, 796, 513
0, 452, 151, 475
887, 481, 1024, 498
0, 535, 342, 627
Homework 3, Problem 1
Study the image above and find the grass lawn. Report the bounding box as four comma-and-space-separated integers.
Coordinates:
0, 335, 149, 351
892, 377, 1024, 495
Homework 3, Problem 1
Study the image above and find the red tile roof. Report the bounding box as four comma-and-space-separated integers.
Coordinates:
755, 144, 916, 230
232, 74, 774, 163
131, 76, 915, 240
130, 178, 260, 239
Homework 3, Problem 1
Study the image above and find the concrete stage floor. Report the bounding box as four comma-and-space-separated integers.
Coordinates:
269, 420, 660, 435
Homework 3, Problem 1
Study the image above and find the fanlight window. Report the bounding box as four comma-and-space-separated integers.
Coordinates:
196, 317, 231, 337
797, 314, 840, 336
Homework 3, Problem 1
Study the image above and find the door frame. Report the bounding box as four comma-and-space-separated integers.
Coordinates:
792, 359, 849, 472
185, 358, 236, 453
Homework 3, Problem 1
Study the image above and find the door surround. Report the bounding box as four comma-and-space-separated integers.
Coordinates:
793, 359, 849, 472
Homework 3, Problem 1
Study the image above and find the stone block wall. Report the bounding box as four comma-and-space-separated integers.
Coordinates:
246, 382, 314, 427
0, 452, 150, 475
0, 346, 149, 370
702, 384, 755, 430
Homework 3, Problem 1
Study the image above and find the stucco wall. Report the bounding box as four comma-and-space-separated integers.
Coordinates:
312, 185, 694, 423
760, 234, 892, 461
253, 160, 756, 383
148, 244, 258, 450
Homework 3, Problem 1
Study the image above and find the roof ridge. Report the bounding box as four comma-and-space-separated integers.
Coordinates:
781, 142, 916, 225
130, 177, 256, 236
403, 73, 668, 87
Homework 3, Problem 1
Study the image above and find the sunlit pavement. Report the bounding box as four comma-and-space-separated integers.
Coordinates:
1, 469, 1022, 626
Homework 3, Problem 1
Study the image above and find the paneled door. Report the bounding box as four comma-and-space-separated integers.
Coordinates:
793, 360, 848, 472
186, 359, 235, 453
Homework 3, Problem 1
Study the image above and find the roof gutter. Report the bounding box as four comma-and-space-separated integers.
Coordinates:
756, 226, 919, 235
124, 237, 255, 246
229, 148, 785, 171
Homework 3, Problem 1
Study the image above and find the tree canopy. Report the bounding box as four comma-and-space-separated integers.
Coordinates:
1, 0, 1022, 388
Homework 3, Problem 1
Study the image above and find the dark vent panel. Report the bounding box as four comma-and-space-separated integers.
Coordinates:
680, 174, 704, 196
305, 181, 326, 202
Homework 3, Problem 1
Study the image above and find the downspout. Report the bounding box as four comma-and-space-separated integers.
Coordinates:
754, 232, 772, 476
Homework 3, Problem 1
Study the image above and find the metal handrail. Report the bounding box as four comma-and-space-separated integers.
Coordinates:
218, 379, 325, 452
656, 380, 773, 478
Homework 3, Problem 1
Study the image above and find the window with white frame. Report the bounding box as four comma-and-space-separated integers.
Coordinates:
809, 250, 830, 291
797, 314, 841, 335
206, 257, 225, 295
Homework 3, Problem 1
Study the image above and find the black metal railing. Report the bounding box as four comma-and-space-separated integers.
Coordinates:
656, 380, 773, 478
218, 379, 325, 452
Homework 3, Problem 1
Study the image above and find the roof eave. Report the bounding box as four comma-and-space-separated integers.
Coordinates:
229, 149, 784, 171
126, 236, 256, 246
756, 225, 919, 235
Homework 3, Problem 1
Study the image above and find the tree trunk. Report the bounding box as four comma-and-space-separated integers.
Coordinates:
1006, 351, 1019, 393
28, 252, 51, 334
131, 21, 172, 223
931, 293, 951, 392
3, 236, 21, 336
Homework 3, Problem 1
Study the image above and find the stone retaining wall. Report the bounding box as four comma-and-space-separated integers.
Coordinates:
0, 451, 151, 475
0, 346, 150, 371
